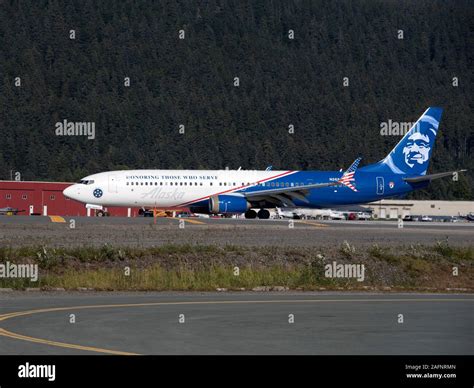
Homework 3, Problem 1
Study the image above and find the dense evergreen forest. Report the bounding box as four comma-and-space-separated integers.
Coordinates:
0, 0, 472, 199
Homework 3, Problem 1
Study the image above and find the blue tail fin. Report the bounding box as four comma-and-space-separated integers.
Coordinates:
362, 107, 443, 175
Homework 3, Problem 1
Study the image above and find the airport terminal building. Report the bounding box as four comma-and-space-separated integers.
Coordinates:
364, 199, 474, 219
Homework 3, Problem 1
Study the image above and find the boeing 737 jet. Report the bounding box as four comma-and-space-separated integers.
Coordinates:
63, 107, 465, 219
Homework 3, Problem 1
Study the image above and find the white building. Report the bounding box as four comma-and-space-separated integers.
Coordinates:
363, 200, 474, 219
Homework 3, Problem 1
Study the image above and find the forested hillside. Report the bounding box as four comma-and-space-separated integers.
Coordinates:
0, 0, 472, 199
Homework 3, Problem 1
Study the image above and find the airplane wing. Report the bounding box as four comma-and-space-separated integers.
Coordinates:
403, 169, 467, 183
243, 181, 338, 206
243, 158, 362, 207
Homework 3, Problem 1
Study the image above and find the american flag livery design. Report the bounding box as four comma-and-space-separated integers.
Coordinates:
338, 157, 362, 192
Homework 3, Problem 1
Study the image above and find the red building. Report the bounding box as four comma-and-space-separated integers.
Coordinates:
0, 181, 140, 217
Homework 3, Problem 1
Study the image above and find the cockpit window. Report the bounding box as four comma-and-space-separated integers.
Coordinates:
78, 180, 95, 185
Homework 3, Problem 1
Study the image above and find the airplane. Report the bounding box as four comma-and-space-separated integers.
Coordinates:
0, 207, 24, 215
63, 107, 466, 219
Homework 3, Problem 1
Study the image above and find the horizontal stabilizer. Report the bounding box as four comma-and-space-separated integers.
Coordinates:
403, 170, 467, 183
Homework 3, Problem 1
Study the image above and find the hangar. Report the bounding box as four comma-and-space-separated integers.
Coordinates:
0, 180, 139, 217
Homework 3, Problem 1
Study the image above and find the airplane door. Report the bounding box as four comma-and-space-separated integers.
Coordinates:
108, 175, 118, 193
376, 177, 384, 195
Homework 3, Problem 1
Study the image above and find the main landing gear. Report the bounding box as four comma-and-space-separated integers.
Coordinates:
244, 209, 270, 219
244, 210, 257, 219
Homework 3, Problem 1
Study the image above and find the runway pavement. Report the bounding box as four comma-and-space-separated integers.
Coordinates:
1, 215, 473, 247
0, 292, 472, 355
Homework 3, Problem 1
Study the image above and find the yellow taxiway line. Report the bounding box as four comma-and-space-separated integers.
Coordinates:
49, 215, 66, 223
297, 220, 329, 228
0, 298, 471, 355
0, 327, 137, 355
171, 217, 206, 225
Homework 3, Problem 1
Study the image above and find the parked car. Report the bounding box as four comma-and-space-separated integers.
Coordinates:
357, 212, 371, 220
421, 215, 433, 222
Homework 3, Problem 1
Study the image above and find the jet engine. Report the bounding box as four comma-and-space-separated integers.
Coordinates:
209, 195, 250, 214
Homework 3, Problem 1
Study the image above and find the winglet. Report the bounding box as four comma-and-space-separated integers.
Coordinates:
338, 157, 362, 192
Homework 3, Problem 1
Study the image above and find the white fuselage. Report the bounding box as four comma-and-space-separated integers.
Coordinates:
63, 169, 295, 208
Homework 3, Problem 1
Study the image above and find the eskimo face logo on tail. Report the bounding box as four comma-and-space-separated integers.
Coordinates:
402, 132, 431, 168
386, 114, 439, 176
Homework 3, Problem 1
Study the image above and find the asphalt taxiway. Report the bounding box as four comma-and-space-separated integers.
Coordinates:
0, 292, 472, 355
0, 215, 473, 247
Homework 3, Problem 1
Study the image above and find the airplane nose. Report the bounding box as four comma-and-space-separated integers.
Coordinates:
63, 186, 72, 198
63, 185, 77, 199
